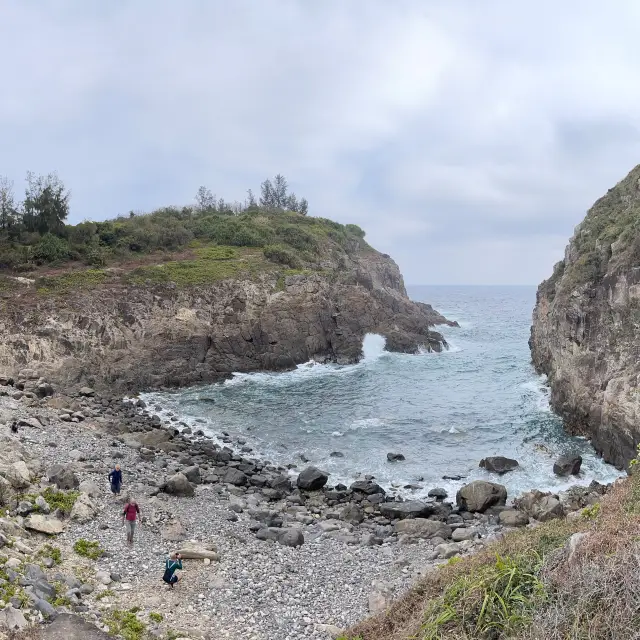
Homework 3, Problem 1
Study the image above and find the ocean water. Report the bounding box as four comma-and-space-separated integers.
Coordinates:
141, 285, 623, 499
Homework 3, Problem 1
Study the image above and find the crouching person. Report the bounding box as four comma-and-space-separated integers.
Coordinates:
162, 552, 183, 588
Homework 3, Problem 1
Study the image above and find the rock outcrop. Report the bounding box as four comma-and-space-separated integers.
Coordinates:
531, 163, 640, 469
0, 249, 454, 393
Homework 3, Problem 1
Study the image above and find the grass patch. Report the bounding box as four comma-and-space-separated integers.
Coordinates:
105, 608, 147, 640
73, 538, 104, 560
19, 487, 79, 515
149, 612, 163, 623
95, 588, 115, 600
35, 269, 109, 293
38, 543, 62, 565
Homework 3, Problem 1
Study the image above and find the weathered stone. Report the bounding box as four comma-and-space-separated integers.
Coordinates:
41, 613, 111, 639
498, 509, 529, 527
553, 454, 582, 476
456, 481, 507, 513
350, 480, 385, 495
176, 543, 219, 560
514, 489, 565, 522
223, 468, 248, 486
70, 492, 98, 523
379, 500, 435, 520
297, 466, 329, 491
340, 504, 365, 524
479, 456, 519, 475
182, 465, 202, 484
24, 514, 64, 534
386, 452, 405, 462
395, 518, 452, 539
47, 464, 79, 490
161, 472, 195, 497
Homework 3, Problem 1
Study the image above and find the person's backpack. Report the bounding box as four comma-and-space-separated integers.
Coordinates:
162, 560, 176, 583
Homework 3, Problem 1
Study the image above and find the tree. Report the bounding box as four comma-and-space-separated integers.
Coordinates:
260, 179, 275, 208
285, 192, 299, 212
273, 174, 288, 208
23, 171, 70, 235
246, 189, 257, 209
0, 176, 18, 231
299, 198, 309, 216
195, 186, 215, 211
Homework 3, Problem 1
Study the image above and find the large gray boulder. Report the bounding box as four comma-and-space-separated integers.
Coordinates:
395, 518, 452, 539
479, 456, 519, 475
70, 493, 98, 524
340, 504, 365, 524
379, 500, 435, 520
456, 480, 507, 513
223, 468, 248, 486
553, 454, 582, 476
42, 613, 111, 639
182, 465, 202, 484
296, 466, 329, 491
24, 514, 64, 535
514, 489, 565, 522
161, 472, 195, 497
350, 481, 385, 495
47, 464, 79, 490
498, 509, 530, 527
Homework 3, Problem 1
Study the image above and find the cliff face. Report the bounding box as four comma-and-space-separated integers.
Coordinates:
0, 248, 454, 393
531, 164, 640, 469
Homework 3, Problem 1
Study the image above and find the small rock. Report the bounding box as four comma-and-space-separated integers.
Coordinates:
553, 454, 582, 476
386, 452, 405, 462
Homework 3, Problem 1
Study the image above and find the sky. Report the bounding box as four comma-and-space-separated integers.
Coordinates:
2, 1, 640, 285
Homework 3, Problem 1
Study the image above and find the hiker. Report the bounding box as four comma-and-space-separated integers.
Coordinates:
121, 496, 141, 545
162, 552, 183, 588
108, 464, 122, 496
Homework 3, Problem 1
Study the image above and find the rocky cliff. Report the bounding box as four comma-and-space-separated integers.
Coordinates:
530, 164, 640, 469
0, 247, 454, 393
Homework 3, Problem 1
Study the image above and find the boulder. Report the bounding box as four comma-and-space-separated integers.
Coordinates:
395, 518, 452, 539
269, 475, 292, 493
387, 452, 406, 462
25, 514, 64, 535
479, 456, 519, 475
498, 509, 529, 527
41, 613, 111, 639
451, 527, 477, 541
553, 454, 582, 476
514, 490, 565, 522
182, 465, 202, 484
223, 468, 248, 486
350, 480, 385, 495
78, 480, 100, 497
47, 464, 79, 490
340, 504, 365, 524
70, 493, 98, 524
428, 487, 448, 500
456, 481, 507, 513
277, 528, 305, 548
162, 472, 195, 497
379, 500, 435, 520
176, 543, 219, 560
2, 460, 31, 489
0, 603, 27, 630
297, 466, 329, 491
79, 386, 95, 397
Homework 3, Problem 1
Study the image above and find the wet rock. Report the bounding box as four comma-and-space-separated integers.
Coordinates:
428, 487, 448, 500
297, 466, 329, 491
223, 468, 248, 486
479, 456, 519, 475
456, 480, 507, 513
350, 480, 385, 495
386, 452, 405, 462
553, 454, 582, 476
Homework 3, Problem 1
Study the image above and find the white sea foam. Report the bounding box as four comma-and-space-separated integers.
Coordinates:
520, 376, 551, 412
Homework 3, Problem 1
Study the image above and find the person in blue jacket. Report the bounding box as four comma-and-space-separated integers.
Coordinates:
162, 553, 183, 588
108, 464, 122, 496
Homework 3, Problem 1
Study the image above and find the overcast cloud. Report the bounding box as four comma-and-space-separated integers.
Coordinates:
1, 0, 640, 284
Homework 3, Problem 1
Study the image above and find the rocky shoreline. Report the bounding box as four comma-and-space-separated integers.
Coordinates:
0, 371, 616, 640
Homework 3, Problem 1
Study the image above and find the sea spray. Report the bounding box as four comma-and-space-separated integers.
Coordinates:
140, 287, 623, 498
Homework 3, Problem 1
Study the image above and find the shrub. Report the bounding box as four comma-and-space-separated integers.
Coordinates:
73, 539, 103, 560
105, 608, 147, 640
31, 233, 69, 264
149, 612, 163, 623
38, 543, 62, 565
41, 487, 79, 514
263, 244, 300, 268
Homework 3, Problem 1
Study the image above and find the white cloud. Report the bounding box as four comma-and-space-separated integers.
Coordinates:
1, 0, 640, 283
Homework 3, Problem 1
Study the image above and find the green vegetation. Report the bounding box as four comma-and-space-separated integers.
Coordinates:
554, 163, 640, 291
0, 172, 368, 292
148, 612, 163, 623
345, 471, 640, 640
38, 543, 62, 565
19, 487, 79, 515
95, 588, 115, 600
105, 608, 147, 640
73, 538, 104, 560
